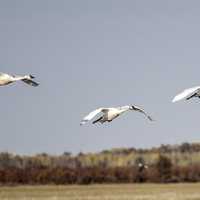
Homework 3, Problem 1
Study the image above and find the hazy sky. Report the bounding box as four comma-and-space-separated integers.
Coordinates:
1, 0, 200, 155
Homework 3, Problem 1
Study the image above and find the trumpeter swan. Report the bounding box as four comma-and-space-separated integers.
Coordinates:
0, 72, 39, 87
172, 86, 200, 102
80, 105, 153, 125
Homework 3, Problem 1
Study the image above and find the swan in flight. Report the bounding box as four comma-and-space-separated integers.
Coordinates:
0, 72, 39, 87
138, 163, 149, 171
80, 105, 153, 125
172, 86, 200, 102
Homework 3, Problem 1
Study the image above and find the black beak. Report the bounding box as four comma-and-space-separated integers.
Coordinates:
30, 75, 35, 79
131, 106, 135, 110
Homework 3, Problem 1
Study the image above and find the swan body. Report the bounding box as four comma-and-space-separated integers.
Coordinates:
80, 105, 153, 125
172, 86, 200, 102
0, 72, 39, 87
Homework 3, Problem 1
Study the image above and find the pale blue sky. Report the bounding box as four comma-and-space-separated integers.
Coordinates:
0, 0, 200, 155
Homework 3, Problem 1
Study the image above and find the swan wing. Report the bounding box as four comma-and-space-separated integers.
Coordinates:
80, 108, 107, 125
172, 86, 200, 102
0, 73, 12, 79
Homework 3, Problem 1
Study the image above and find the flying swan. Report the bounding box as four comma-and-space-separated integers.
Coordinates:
172, 86, 200, 102
80, 105, 153, 125
0, 72, 39, 87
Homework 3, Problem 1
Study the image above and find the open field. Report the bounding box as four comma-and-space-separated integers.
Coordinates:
0, 184, 200, 200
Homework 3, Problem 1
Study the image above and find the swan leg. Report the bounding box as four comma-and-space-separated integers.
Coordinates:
92, 117, 103, 124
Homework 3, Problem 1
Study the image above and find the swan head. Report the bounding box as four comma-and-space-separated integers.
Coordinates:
29, 75, 35, 79
24, 75, 35, 79
130, 105, 137, 110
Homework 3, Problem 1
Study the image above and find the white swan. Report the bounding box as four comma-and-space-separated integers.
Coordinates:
80, 105, 153, 125
172, 86, 200, 102
0, 72, 39, 87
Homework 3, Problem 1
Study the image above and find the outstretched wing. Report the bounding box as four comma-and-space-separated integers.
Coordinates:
172, 86, 200, 103
22, 79, 39, 87
133, 106, 154, 121
80, 108, 106, 125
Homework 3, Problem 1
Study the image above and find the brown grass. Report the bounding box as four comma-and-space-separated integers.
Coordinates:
0, 184, 200, 200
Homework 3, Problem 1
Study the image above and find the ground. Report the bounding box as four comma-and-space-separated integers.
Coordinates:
0, 184, 200, 200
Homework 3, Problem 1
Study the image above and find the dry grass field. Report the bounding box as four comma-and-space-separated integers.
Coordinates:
0, 184, 200, 200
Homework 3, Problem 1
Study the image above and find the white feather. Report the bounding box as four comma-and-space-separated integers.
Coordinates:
172, 86, 200, 102
80, 108, 104, 125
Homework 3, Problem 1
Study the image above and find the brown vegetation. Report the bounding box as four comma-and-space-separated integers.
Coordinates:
1, 142, 200, 185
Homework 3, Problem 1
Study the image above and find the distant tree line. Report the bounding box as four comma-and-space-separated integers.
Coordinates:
1, 142, 200, 185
